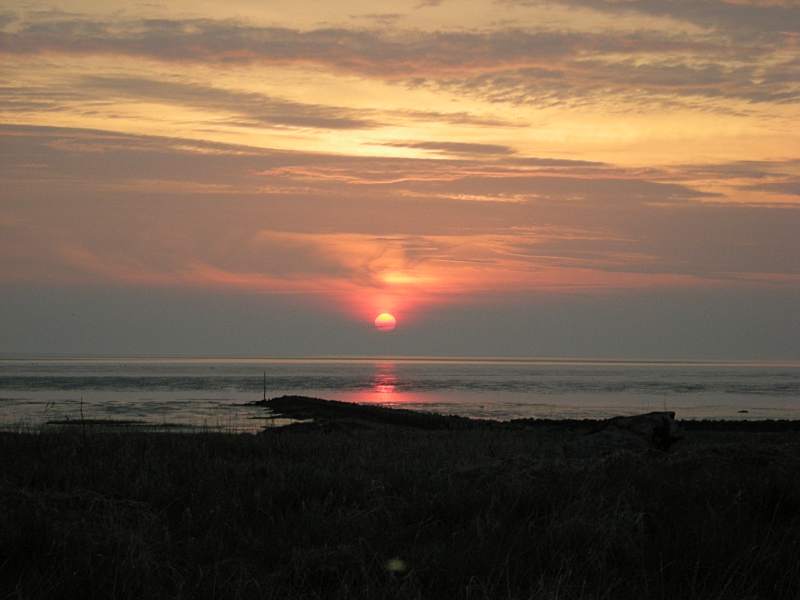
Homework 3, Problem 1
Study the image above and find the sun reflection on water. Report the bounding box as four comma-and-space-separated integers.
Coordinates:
349, 361, 415, 405
373, 363, 397, 395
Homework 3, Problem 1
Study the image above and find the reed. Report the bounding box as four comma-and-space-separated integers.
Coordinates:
1, 423, 800, 599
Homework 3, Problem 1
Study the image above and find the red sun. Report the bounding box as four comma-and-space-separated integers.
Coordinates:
374, 312, 397, 332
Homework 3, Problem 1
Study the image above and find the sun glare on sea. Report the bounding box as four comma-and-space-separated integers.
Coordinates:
374, 312, 397, 332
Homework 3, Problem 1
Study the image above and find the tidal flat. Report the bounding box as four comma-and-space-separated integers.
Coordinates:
2, 398, 800, 599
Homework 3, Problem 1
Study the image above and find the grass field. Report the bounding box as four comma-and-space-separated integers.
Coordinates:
2, 405, 800, 599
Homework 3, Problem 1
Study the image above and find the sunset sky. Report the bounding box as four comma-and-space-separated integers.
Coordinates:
1, 0, 799, 358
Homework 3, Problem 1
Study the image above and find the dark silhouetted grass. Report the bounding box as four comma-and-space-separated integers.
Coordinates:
2, 422, 800, 599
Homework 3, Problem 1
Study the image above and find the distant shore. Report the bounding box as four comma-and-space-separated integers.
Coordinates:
255, 394, 800, 432
33, 393, 800, 434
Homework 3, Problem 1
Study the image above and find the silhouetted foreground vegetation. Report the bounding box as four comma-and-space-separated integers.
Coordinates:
3, 401, 800, 599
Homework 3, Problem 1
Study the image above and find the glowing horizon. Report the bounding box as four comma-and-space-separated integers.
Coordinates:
0, 0, 799, 355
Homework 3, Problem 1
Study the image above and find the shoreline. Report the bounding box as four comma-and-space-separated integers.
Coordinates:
15, 394, 800, 434
256, 394, 800, 432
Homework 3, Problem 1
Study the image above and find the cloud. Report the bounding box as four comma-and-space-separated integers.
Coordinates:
512, 0, 800, 37
0, 84, 88, 113
0, 12, 16, 28
429, 56, 800, 109
377, 140, 517, 156
79, 75, 382, 130
75, 75, 523, 131
2, 12, 795, 111
744, 179, 800, 196
349, 13, 405, 26
508, 157, 606, 167
2, 16, 667, 72
0, 77, 522, 133
2, 123, 800, 299
663, 160, 800, 181
397, 108, 523, 127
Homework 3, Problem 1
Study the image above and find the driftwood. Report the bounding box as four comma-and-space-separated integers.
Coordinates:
563, 411, 682, 458
592, 411, 682, 451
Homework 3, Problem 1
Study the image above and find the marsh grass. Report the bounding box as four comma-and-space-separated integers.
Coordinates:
2, 425, 800, 599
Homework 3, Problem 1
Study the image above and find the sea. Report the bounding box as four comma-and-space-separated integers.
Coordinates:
1, 356, 800, 432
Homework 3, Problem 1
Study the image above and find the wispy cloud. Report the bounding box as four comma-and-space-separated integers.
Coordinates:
508, 0, 800, 37
2, 123, 799, 302
376, 140, 517, 156
744, 179, 800, 196
80, 75, 382, 130
5, 12, 794, 111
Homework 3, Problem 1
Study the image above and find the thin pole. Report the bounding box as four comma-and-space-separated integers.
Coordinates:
263, 371, 266, 401
80, 395, 86, 441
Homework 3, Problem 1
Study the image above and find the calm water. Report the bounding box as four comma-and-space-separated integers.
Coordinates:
1, 357, 800, 431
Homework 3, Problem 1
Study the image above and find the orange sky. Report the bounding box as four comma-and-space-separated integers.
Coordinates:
1, 0, 799, 347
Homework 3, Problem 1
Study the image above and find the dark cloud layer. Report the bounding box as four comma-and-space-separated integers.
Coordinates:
3, 11, 796, 110
0, 16, 708, 70
525, 0, 800, 37
745, 179, 800, 196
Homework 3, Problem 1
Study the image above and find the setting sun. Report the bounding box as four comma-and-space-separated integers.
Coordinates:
2, 0, 799, 596
374, 313, 397, 332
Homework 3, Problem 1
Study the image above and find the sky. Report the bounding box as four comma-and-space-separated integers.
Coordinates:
1, 0, 799, 359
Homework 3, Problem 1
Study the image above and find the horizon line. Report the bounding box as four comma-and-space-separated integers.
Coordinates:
1, 353, 799, 367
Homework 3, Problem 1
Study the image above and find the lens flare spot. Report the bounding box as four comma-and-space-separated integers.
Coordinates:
374, 312, 397, 332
